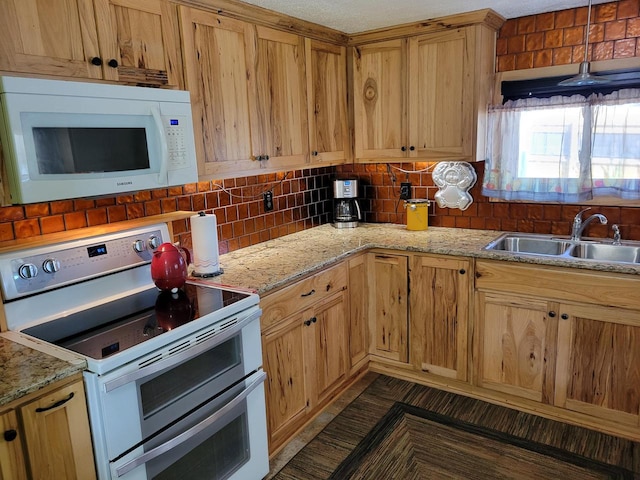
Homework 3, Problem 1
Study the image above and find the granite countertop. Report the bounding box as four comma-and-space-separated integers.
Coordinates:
200, 223, 640, 295
3, 223, 639, 408
0, 335, 86, 407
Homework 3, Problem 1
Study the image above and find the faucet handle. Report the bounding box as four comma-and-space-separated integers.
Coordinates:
612, 224, 621, 245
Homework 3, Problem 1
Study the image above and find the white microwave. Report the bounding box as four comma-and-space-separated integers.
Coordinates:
0, 76, 198, 204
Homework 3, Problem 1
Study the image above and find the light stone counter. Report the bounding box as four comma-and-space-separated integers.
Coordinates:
200, 223, 640, 295
3, 223, 639, 408
0, 335, 86, 407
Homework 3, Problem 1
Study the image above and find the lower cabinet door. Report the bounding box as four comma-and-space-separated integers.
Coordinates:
410, 255, 470, 381
368, 253, 409, 362
476, 291, 558, 404
306, 293, 349, 404
20, 379, 96, 480
0, 409, 28, 480
262, 315, 308, 449
555, 303, 640, 426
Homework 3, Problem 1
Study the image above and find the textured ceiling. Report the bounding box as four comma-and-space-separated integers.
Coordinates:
240, 0, 611, 34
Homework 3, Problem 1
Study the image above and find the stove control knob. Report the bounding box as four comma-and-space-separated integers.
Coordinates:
133, 239, 146, 253
42, 258, 61, 274
18, 263, 37, 279
148, 235, 161, 250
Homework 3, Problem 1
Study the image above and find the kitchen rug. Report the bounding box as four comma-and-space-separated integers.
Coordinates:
271, 375, 639, 480
329, 402, 633, 479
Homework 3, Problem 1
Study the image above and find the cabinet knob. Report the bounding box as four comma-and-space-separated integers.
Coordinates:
3, 429, 17, 442
401, 146, 407, 152
409, 146, 415, 151
107, 59, 119, 68
548, 311, 556, 318
311, 316, 317, 323
90, 56, 103, 66
561, 313, 569, 320
312, 151, 318, 156
459, 269, 466, 275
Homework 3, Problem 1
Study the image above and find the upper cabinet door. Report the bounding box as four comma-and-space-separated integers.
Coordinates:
179, 7, 255, 179
408, 29, 472, 159
306, 39, 349, 165
94, 0, 183, 87
248, 26, 309, 170
0, 0, 102, 78
352, 39, 407, 161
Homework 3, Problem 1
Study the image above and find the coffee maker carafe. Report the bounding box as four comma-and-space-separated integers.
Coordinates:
333, 179, 361, 228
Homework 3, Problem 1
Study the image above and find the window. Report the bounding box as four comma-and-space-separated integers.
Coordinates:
483, 89, 640, 203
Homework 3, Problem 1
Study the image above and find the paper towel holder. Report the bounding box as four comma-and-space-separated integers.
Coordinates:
190, 211, 224, 278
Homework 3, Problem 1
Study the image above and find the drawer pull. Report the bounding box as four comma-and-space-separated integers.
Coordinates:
35, 392, 74, 413
3, 429, 17, 442
301, 289, 316, 298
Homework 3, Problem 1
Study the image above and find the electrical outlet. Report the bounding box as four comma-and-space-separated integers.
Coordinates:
400, 182, 412, 200
263, 191, 274, 211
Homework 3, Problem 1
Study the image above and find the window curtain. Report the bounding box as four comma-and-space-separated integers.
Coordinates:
482, 88, 640, 202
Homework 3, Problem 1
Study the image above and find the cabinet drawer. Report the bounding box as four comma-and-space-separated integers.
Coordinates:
475, 260, 640, 310
261, 263, 347, 330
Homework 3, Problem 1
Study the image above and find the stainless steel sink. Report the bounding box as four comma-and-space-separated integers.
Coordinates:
568, 243, 640, 263
484, 233, 640, 265
483, 234, 572, 256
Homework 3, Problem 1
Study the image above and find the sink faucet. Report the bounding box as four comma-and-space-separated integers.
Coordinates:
571, 207, 608, 241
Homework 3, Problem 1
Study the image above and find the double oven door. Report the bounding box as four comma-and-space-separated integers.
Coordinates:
83, 305, 268, 480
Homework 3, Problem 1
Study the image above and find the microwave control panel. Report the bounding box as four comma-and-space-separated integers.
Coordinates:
166, 117, 188, 169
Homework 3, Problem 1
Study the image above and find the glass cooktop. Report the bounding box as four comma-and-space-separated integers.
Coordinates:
22, 283, 251, 360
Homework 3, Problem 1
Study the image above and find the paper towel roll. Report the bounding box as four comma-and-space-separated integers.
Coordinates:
191, 212, 221, 276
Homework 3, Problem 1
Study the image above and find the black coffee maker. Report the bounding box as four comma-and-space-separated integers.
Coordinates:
333, 179, 361, 228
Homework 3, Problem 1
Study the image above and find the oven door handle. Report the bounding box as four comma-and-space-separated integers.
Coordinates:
115, 369, 266, 478
104, 308, 260, 393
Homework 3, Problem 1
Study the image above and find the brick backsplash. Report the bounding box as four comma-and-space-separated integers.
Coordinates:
0, 168, 334, 252
335, 162, 640, 242
497, 0, 640, 71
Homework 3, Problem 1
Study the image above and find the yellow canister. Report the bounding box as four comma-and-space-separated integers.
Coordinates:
404, 199, 430, 231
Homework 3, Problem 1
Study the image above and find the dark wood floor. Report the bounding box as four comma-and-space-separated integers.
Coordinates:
272, 375, 640, 479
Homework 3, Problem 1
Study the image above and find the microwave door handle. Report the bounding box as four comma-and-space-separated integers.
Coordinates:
151, 106, 169, 184
115, 369, 266, 478
103, 308, 260, 393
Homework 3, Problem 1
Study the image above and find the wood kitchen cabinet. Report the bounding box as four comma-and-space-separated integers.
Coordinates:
366, 251, 471, 385
0, 409, 28, 480
352, 39, 407, 161
368, 252, 409, 362
261, 262, 349, 453
410, 254, 470, 382
247, 26, 310, 171
180, 7, 309, 179
475, 259, 640, 433
0, 0, 182, 87
352, 23, 496, 162
0, 376, 95, 480
306, 39, 349, 165
347, 254, 368, 372
179, 8, 256, 179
